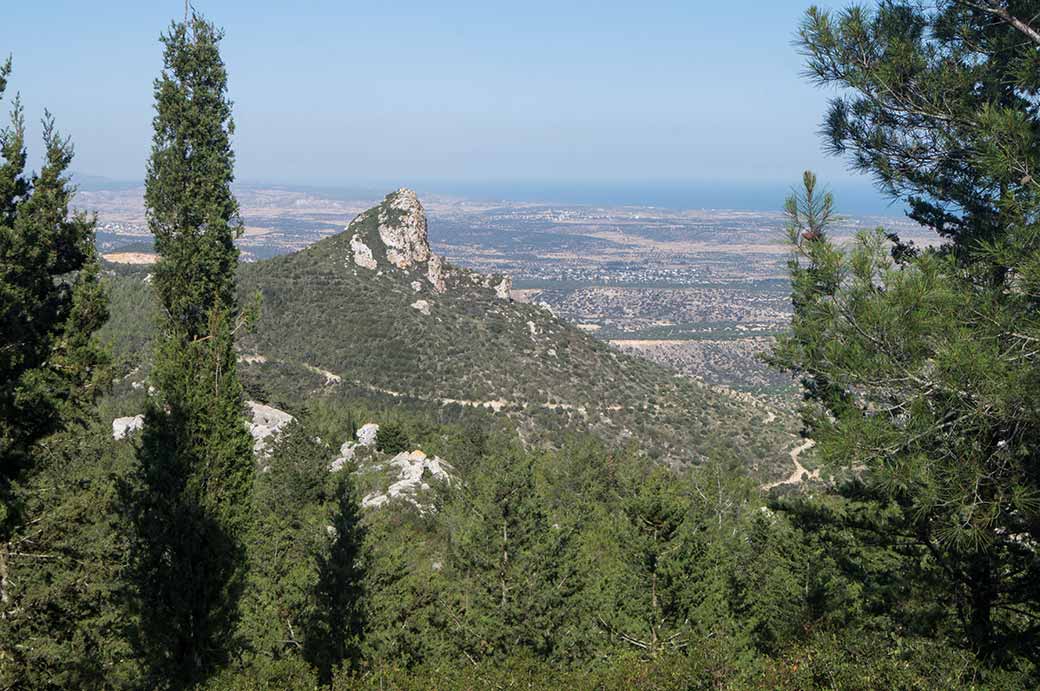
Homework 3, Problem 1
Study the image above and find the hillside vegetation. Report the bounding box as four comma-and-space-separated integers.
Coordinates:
103, 189, 798, 480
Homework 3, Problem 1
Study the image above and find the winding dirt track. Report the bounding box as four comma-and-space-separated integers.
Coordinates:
762, 439, 817, 490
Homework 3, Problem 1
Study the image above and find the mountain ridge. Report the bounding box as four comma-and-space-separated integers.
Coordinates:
229, 189, 796, 476
99, 188, 798, 478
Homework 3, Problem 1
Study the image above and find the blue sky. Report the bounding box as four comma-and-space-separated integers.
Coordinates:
1, 1, 880, 206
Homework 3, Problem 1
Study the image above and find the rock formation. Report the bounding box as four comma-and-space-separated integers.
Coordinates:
341, 188, 509, 299
378, 188, 432, 268
330, 422, 380, 472
360, 449, 454, 510
111, 401, 295, 462
247, 401, 295, 458
112, 415, 145, 440
350, 233, 377, 270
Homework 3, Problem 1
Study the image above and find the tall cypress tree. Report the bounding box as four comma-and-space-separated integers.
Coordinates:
134, 14, 255, 687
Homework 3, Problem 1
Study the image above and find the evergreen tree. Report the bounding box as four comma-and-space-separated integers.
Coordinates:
800, 0, 1040, 249
582, 461, 689, 658
358, 507, 457, 667
0, 56, 109, 521
375, 421, 410, 455
771, 2, 1040, 667
774, 169, 1040, 667
0, 58, 117, 688
0, 428, 142, 690
133, 14, 256, 686
235, 422, 363, 685
442, 437, 573, 662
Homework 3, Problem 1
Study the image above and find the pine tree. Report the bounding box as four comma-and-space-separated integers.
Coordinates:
0, 428, 142, 690
770, 3, 1040, 666
0, 59, 116, 687
133, 14, 256, 686
584, 461, 688, 659
375, 421, 410, 455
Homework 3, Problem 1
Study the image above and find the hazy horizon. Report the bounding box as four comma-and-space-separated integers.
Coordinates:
73, 172, 901, 216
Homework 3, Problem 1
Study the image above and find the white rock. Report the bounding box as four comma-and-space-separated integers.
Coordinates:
411, 280, 423, 292
330, 439, 357, 472
112, 415, 145, 440
360, 449, 454, 510
411, 299, 431, 316
331, 422, 381, 472
426, 253, 447, 293
378, 189, 432, 269
495, 277, 512, 300
361, 493, 389, 509
247, 401, 295, 458
356, 423, 380, 447
350, 233, 377, 270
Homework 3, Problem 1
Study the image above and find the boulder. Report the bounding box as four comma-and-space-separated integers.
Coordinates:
356, 422, 379, 446
494, 276, 512, 300
350, 232, 377, 270
426, 253, 447, 293
112, 415, 145, 440
329, 422, 381, 472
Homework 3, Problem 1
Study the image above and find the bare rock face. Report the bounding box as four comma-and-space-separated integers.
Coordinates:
494, 276, 512, 300
426, 254, 447, 293
350, 233, 377, 270
340, 188, 511, 299
378, 189, 432, 269
112, 415, 145, 440
356, 422, 380, 446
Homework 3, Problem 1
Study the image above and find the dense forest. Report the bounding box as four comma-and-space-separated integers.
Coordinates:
3, 2, 1040, 689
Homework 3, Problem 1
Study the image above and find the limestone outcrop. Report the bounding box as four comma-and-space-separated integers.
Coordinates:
378, 188, 432, 268
341, 188, 509, 299
360, 449, 454, 510
247, 401, 296, 458
330, 422, 380, 472
112, 415, 145, 440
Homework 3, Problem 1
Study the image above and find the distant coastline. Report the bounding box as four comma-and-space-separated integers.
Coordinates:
74, 172, 903, 217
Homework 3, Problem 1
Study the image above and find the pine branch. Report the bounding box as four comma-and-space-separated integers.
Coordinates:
958, 1, 1040, 47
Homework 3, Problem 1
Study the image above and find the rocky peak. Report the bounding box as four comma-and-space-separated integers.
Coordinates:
378, 188, 432, 269
342, 188, 511, 300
